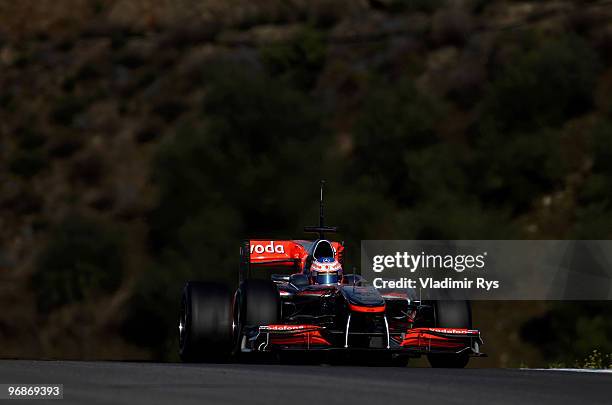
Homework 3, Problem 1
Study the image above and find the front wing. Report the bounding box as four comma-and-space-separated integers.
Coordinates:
240, 324, 485, 357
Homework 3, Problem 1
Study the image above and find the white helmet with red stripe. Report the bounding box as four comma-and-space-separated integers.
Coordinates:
310, 257, 342, 285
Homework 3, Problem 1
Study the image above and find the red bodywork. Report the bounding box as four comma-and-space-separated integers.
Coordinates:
260, 325, 331, 347
399, 328, 481, 350
247, 240, 344, 273
348, 303, 386, 313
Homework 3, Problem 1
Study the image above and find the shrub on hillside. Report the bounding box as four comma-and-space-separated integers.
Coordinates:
483, 34, 601, 133
352, 78, 446, 205
51, 95, 88, 127
573, 120, 612, 238
521, 302, 612, 365
387, 0, 446, 13
261, 27, 327, 90
470, 127, 568, 213
9, 149, 47, 178
32, 216, 125, 313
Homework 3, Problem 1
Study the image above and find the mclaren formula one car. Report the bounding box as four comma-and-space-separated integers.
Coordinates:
179, 188, 484, 368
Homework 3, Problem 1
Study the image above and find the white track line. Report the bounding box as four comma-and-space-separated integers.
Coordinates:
524, 368, 612, 374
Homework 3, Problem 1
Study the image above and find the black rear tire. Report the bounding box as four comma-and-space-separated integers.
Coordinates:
179, 282, 232, 362
233, 279, 280, 357
427, 300, 472, 369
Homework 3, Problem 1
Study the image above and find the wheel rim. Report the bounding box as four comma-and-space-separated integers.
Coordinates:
179, 296, 187, 350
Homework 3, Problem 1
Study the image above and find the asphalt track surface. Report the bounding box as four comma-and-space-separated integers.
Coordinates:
0, 360, 610, 405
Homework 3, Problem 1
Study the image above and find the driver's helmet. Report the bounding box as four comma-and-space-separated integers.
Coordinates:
310, 257, 342, 285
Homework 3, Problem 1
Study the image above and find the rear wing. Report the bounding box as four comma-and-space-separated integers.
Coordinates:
240, 240, 307, 282
239, 239, 344, 283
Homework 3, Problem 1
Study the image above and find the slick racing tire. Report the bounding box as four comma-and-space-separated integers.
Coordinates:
233, 279, 280, 356
427, 300, 472, 369
179, 282, 233, 362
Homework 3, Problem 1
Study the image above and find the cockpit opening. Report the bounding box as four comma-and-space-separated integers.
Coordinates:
313, 240, 335, 261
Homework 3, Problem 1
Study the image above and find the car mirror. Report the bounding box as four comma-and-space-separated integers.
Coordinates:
289, 274, 309, 287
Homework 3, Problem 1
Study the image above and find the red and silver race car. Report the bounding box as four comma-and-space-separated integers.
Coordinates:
179, 186, 484, 367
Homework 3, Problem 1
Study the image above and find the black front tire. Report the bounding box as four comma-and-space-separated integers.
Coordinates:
179, 282, 233, 362
427, 300, 472, 369
232, 279, 280, 357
